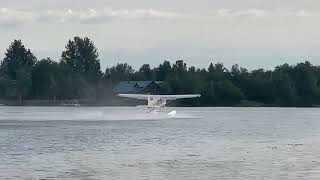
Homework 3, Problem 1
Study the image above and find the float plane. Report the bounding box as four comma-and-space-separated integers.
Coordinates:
118, 93, 201, 116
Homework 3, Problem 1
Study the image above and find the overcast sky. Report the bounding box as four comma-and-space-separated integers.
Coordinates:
0, 0, 319, 69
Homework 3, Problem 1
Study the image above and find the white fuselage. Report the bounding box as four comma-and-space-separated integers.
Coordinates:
148, 95, 167, 108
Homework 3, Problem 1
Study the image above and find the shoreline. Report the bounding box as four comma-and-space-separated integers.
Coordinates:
1, 98, 319, 108
0, 102, 318, 108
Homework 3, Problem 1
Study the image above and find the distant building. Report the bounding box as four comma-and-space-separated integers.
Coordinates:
113, 81, 162, 94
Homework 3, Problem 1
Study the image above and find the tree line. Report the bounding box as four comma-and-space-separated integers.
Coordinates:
1, 36, 320, 107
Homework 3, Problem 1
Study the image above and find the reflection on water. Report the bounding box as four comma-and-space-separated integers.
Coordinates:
0, 107, 320, 179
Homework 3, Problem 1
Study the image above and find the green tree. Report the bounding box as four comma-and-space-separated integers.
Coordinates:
61, 36, 102, 80
137, 64, 154, 80
200, 81, 217, 105
32, 58, 60, 101
213, 80, 244, 105
272, 71, 296, 106
104, 63, 134, 82
155, 61, 171, 81
61, 36, 102, 99
291, 61, 318, 106
16, 67, 32, 103
1, 40, 36, 103
172, 60, 187, 74
207, 62, 228, 81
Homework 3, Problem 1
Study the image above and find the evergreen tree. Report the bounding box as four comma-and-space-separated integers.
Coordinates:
155, 61, 171, 81
32, 58, 60, 101
104, 63, 134, 82
137, 64, 154, 80
61, 37, 102, 99
1, 40, 36, 103
61, 36, 102, 81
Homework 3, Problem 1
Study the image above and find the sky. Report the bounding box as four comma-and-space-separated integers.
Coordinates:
0, 0, 320, 70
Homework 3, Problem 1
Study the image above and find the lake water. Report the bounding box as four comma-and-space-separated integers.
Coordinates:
0, 107, 320, 180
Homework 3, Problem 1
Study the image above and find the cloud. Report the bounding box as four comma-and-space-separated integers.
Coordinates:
0, 8, 33, 26
212, 9, 318, 18
0, 8, 318, 26
39, 8, 189, 24
0, 7, 189, 26
215, 9, 267, 18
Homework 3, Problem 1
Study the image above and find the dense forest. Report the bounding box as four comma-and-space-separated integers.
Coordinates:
1, 37, 320, 107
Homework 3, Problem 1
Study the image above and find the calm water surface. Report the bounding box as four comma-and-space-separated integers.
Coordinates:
0, 107, 320, 180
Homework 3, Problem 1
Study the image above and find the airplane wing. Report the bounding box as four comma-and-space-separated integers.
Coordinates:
152, 94, 201, 100
118, 94, 149, 100
118, 94, 201, 100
